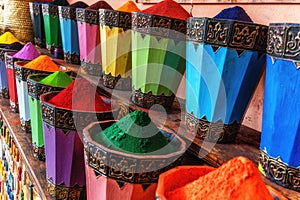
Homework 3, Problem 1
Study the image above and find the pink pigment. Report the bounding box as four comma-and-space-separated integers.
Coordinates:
12, 42, 40, 60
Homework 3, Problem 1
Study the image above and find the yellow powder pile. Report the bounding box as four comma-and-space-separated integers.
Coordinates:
117, 0, 141, 12
23, 55, 60, 72
0, 32, 20, 44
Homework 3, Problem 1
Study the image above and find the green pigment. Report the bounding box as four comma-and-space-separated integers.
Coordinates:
39, 71, 73, 87
94, 110, 176, 154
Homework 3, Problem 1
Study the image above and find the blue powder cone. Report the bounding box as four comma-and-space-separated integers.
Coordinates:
214, 6, 253, 22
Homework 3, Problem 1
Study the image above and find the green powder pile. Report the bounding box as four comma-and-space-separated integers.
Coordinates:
39, 71, 73, 88
94, 110, 175, 154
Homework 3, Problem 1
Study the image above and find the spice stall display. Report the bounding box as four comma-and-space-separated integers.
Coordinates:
41, 0, 69, 53
27, 72, 73, 161
76, 1, 113, 76
40, 78, 120, 199
100, 0, 140, 89
5, 42, 40, 113
131, 0, 190, 109
259, 23, 300, 192
185, 6, 268, 143
58, 2, 88, 64
83, 110, 186, 200
14, 55, 61, 133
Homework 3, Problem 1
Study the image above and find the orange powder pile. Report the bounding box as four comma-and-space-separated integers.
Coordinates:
117, 0, 141, 12
0, 32, 20, 44
167, 157, 273, 200
23, 55, 60, 72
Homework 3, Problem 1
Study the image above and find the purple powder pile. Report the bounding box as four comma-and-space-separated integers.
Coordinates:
70, 1, 88, 8
12, 42, 40, 60
214, 6, 253, 23
86, 1, 113, 10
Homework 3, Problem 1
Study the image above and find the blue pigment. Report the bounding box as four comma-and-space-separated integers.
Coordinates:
214, 6, 253, 22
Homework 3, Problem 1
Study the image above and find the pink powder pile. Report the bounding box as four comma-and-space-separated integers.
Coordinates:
12, 42, 40, 60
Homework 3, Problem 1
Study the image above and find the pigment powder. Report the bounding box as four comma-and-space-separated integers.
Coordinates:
70, 1, 88, 8
142, 0, 191, 20
3, 42, 23, 51
214, 6, 253, 22
12, 42, 40, 60
23, 55, 60, 72
0, 32, 20, 44
39, 71, 73, 88
94, 110, 176, 154
48, 78, 111, 111
51, 0, 69, 6
86, 1, 113, 10
167, 157, 273, 200
117, 0, 141, 12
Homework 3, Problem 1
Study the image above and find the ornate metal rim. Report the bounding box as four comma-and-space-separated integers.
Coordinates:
103, 73, 131, 90
131, 12, 186, 40
58, 6, 77, 21
185, 113, 240, 143
187, 17, 268, 53
99, 9, 132, 30
32, 143, 45, 161
20, 119, 31, 133
27, 74, 65, 100
47, 178, 85, 200
76, 8, 99, 25
0, 48, 18, 61
64, 52, 80, 65
14, 62, 52, 82
1, 88, 9, 99
29, 2, 41, 16
131, 89, 175, 110
81, 61, 102, 76
259, 149, 300, 192
42, 4, 58, 17
40, 91, 120, 131
5, 53, 29, 69
83, 121, 185, 184
9, 100, 18, 113
267, 23, 300, 62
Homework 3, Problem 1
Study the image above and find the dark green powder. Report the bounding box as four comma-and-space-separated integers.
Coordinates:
94, 110, 176, 154
39, 71, 73, 88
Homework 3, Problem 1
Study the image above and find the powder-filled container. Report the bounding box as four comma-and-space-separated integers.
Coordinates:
185, 17, 268, 143
259, 23, 300, 192
99, 8, 135, 90
40, 89, 120, 199
82, 118, 186, 200
27, 73, 73, 161
29, 2, 46, 48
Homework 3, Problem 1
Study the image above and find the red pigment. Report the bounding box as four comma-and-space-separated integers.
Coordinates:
86, 1, 113, 10
142, 0, 191, 21
48, 78, 111, 112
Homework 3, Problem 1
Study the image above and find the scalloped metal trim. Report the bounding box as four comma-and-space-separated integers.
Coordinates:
132, 12, 186, 40
20, 118, 31, 133
47, 178, 85, 200
9, 100, 18, 113
103, 73, 132, 90
42, 4, 58, 17
185, 113, 240, 143
32, 143, 45, 161
81, 61, 102, 76
259, 149, 300, 192
0, 48, 17, 61
29, 2, 41, 16
1, 88, 9, 99
64, 52, 80, 65
84, 138, 182, 184
59, 6, 76, 21
76, 8, 99, 25
131, 89, 175, 110
99, 10, 132, 30
187, 17, 268, 53
14, 64, 51, 82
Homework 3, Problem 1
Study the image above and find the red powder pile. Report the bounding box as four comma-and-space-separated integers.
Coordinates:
142, 0, 191, 21
48, 78, 111, 112
86, 1, 113, 10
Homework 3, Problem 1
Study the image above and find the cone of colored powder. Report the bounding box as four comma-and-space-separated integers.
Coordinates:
185, 7, 267, 143
100, 1, 140, 89
27, 72, 73, 161
76, 1, 113, 76
39, 77, 120, 199
5, 42, 39, 113
82, 110, 186, 200
23, 55, 60, 72
0, 32, 20, 45
131, 0, 189, 109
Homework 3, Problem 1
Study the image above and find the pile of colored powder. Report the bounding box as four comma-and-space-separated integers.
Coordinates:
167, 156, 273, 200
70, 1, 88, 8
12, 42, 40, 60
3, 42, 23, 51
23, 55, 60, 72
86, 1, 113, 10
142, 0, 190, 21
117, 0, 141, 12
214, 6, 253, 23
0, 32, 20, 44
94, 110, 175, 154
39, 71, 73, 88
51, 0, 69, 6
48, 78, 111, 111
